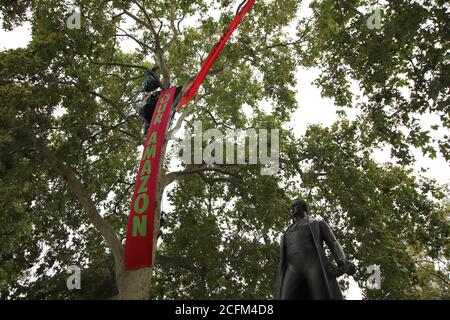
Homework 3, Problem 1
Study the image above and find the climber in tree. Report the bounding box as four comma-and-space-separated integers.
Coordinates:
138, 65, 194, 138
139, 66, 163, 136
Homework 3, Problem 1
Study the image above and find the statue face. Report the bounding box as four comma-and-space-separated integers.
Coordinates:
292, 199, 308, 217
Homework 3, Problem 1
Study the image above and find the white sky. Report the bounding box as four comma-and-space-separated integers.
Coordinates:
1, 0, 448, 300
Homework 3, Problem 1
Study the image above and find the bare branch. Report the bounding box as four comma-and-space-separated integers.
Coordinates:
124, 2, 170, 87
131, 0, 156, 34
163, 163, 207, 187
162, 11, 183, 53
168, 102, 194, 140
122, 8, 154, 31
88, 90, 126, 119
116, 26, 155, 53
163, 163, 239, 188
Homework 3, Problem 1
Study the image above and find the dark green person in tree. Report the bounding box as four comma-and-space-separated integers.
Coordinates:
138, 67, 187, 138
139, 66, 163, 136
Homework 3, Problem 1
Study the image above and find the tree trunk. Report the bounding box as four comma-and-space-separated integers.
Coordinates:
115, 188, 163, 299
117, 268, 153, 299
39, 86, 193, 299
115, 128, 169, 299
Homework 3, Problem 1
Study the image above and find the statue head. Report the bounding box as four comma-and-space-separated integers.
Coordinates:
291, 198, 308, 219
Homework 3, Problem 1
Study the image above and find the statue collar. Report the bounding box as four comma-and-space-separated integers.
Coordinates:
287, 217, 310, 232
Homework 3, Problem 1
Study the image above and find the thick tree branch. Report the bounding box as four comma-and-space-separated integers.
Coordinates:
88, 90, 126, 119
167, 89, 205, 140
131, 0, 155, 34
163, 163, 208, 187
123, 7, 153, 31
167, 102, 193, 140
163, 163, 238, 188
115, 26, 155, 53
124, 2, 170, 87
162, 12, 183, 53
37, 143, 124, 279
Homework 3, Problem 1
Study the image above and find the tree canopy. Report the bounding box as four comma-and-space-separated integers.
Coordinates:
0, 0, 448, 299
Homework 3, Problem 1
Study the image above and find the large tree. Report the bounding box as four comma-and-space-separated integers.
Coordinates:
0, 0, 448, 299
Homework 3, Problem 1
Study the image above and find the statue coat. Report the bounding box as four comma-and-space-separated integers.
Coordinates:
274, 219, 344, 300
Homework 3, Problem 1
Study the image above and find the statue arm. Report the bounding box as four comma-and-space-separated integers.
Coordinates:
319, 220, 346, 265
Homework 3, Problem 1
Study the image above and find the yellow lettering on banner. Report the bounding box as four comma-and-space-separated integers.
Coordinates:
159, 93, 170, 105
137, 175, 149, 193
141, 160, 152, 176
153, 113, 162, 125
143, 143, 156, 159
132, 215, 147, 236
146, 131, 157, 146
134, 193, 149, 214
152, 93, 170, 125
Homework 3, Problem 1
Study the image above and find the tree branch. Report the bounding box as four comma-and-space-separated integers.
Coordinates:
123, 7, 153, 31
417, 264, 449, 285
167, 89, 205, 140
163, 163, 238, 188
37, 143, 124, 279
115, 26, 155, 53
163, 163, 208, 187
88, 90, 126, 119
162, 11, 183, 53
124, 2, 170, 87
90, 60, 148, 71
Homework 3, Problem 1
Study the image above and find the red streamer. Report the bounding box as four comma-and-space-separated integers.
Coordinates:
177, 0, 256, 110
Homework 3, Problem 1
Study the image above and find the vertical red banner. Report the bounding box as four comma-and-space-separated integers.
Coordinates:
124, 86, 177, 270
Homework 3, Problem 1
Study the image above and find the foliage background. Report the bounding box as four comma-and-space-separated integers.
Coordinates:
0, 0, 448, 299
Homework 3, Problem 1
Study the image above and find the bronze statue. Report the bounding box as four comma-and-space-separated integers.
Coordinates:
275, 199, 356, 300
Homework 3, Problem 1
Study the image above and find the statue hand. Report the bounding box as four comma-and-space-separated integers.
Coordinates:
343, 261, 356, 276
336, 260, 356, 276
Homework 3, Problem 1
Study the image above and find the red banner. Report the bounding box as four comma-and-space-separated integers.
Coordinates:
177, 0, 256, 110
124, 86, 177, 270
